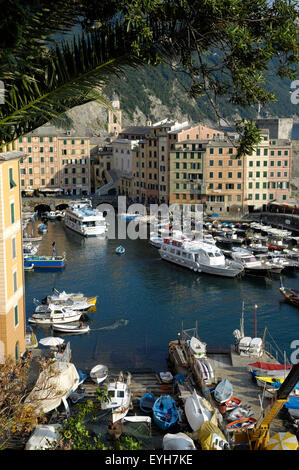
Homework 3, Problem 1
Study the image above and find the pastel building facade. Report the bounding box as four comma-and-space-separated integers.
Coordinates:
0, 151, 26, 362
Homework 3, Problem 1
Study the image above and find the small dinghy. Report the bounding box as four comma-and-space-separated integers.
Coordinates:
226, 404, 254, 422
152, 395, 179, 431
90, 364, 108, 384
163, 432, 196, 450
52, 322, 90, 334
159, 371, 173, 383
115, 245, 125, 255
184, 390, 212, 431
139, 392, 156, 413
214, 379, 233, 404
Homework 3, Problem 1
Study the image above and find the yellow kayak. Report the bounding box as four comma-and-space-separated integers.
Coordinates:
256, 376, 283, 386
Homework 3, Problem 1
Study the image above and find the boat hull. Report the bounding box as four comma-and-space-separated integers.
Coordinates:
24, 256, 66, 270
152, 395, 179, 431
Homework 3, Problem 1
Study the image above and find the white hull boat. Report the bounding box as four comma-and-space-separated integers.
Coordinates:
64, 200, 107, 237
90, 364, 108, 384
28, 310, 82, 325
189, 336, 207, 357
159, 239, 244, 278
101, 372, 132, 423
184, 390, 212, 431
163, 432, 196, 450
36, 300, 91, 313
52, 323, 90, 334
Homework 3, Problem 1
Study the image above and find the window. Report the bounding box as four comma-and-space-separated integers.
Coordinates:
13, 271, 17, 292
40, 137, 43, 142
49, 137, 53, 142
14, 305, 18, 326
264, 149, 268, 156
228, 172, 232, 178
12, 238, 16, 258
64, 178, 68, 184
256, 149, 260, 156
40, 147, 43, 152
219, 148, 223, 154
9, 168, 16, 189
209, 148, 214, 154
81, 139, 85, 144
10, 202, 15, 224
41, 179, 45, 185
28, 157, 32, 163
255, 194, 259, 200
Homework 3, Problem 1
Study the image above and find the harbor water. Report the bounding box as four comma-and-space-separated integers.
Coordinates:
25, 217, 299, 372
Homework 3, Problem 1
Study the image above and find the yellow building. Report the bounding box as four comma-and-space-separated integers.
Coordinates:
0, 151, 26, 362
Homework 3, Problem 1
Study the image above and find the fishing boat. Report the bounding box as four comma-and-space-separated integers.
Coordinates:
90, 364, 108, 384
115, 245, 125, 255
226, 417, 257, 431
159, 239, 244, 278
189, 336, 207, 357
52, 323, 90, 334
279, 278, 299, 308
34, 299, 90, 314
47, 211, 56, 220
64, 200, 107, 237
152, 395, 179, 431
28, 305, 82, 325
230, 248, 278, 277
69, 387, 86, 404
184, 390, 212, 431
140, 392, 156, 413
46, 288, 97, 306
101, 372, 132, 423
23, 255, 66, 270
225, 405, 254, 422
213, 379, 233, 404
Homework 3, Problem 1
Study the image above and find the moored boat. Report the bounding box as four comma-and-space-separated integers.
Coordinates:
226, 417, 257, 431
52, 323, 90, 334
24, 255, 66, 270
115, 245, 125, 255
279, 278, 299, 308
64, 200, 107, 237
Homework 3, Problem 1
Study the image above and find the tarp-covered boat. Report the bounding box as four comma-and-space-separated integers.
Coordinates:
214, 379, 233, 403
198, 421, 230, 450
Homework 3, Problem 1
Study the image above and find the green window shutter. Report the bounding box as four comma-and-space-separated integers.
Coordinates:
9, 168, 17, 189
10, 203, 15, 224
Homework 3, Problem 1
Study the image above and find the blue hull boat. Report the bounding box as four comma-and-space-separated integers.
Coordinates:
23, 255, 66, 270
140, 392, 156, 413
116, 246, 125, 255
152, 395, 179, 431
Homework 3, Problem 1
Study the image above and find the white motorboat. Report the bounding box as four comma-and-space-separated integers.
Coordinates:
149, 236, 164, 249
101, 372, 132, 423
46, 288, 96, 305
35, 299, 91, 313
64, 200, 107, 237
90, 364, 109, 384
189, 336, 207, 357
52, 323, 90, 334
184, 390, 212, 431
230, 248, 278, 277
159, 239, 244, 278
159, 371, 173, 383
28, 304, 83, 325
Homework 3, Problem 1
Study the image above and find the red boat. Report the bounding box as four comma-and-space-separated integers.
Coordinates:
267, 243, 283, 251
248, 361, 292, 371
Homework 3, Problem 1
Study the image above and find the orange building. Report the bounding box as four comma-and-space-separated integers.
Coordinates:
0, 150, 27, 361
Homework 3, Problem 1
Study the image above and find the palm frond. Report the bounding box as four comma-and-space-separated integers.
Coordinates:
0, 23, 144, 146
